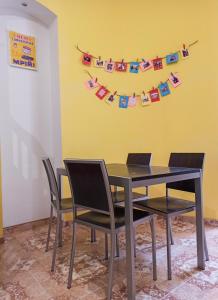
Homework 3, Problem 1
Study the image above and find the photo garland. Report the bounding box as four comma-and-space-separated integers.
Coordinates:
77, 40, 198, 74
84, 71, 182, 109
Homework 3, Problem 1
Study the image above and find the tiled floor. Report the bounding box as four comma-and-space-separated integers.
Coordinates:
0, 216, 218, 300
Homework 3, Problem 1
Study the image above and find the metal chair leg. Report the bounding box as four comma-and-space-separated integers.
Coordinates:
169, 217, 174, 245
149, 216, 157, 281
105, 233, 109, 260
107, 233, 115, 300
51, 214, 60, 272
91, 228, 95, 243
166, 217, 172, 280
115, 234, 120, 257
204, 231, 209, 261
58, 214, 63, 247
67, 222, 76, 289
133, 227, 136, 258
45, 205, 53, 252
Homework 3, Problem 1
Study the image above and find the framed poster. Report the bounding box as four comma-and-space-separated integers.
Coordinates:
9, 31, 37, 70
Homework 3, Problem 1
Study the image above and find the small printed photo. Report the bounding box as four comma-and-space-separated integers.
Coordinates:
106, 93, 117, 104
129, 62, 140, 74
94, 58, 105, 68
149, 88, 160, 102
158, 82, 171, 97
166, 53, 179, 64
141, 93, 151, 106
82, 53, 92, 66
119, 96, 129, 108
152, 58, 163, 71
105, 61, 115, 72
95, 86, 109, 100
181, 48, 189, 58
128, 95, 137, 107
140, 59, 153, 71
115, 61, 128, 72
85, 78, 99, 90
169, 73, 182, 88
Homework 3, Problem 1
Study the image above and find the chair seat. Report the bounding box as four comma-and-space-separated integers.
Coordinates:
112, 191, 148, 203
76, 206, 151, 229
135, 196, 196, 215
53, 197, 72, 211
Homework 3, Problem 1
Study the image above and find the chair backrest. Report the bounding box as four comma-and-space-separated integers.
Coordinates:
64, 159, 114, 217
126, 153, 152, 166
42, 158, 60, 209
167, 153, 205, 193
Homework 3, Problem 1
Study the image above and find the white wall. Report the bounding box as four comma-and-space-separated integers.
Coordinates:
0, 12, 62, 227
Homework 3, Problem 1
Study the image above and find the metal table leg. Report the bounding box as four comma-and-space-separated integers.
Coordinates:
195, 174, 205, 270
57, 171, 63, 247
124, 178, 135, 300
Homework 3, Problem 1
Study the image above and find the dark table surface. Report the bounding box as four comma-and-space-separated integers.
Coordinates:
106, 163, 200, 180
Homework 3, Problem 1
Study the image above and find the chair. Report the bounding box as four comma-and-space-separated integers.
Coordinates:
42, 158, 96, 269
64, 159, 157, 299
134, 153, 209, 280
112, 153, 152, 258
112, 153, 152, 203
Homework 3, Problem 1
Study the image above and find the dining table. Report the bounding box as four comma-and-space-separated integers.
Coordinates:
57, 163, 206, 300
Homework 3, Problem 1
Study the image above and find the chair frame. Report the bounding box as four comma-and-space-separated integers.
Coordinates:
64, 159, 157, 299
112, 153, 153, 258
134, 153, 209, 280
113, 153, 152, 201
42, 158, 73, 270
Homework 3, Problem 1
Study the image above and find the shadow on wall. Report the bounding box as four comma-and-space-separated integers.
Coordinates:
1, 110, 53, 227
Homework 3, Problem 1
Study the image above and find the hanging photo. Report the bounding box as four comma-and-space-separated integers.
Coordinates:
115, 61, 128, 72
85, 78, 99, 90
82, 53, 92, 65
159, 82, 171, 97
9, 31, 37, 70
140, 59, 153, 71
119, 96, 129, 108
106, 93, 117, 104
149, 88, 160, 102
141, 93, 151, 106
128, 95, 137, 107
129, 62, 139, 74
96, 86, 109, 100
152, 57, 163, 71
94, 58, 105, 68
105, 60, 115, 72
169, 73, 182, 88
166, 53, 179, 64
181, 46, 189, 59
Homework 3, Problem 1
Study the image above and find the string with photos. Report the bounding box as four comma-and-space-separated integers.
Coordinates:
84, 70, 182, 108
77, 40, 198, 73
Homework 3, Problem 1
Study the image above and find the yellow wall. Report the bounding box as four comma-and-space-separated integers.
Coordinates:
38, 0, 218, 219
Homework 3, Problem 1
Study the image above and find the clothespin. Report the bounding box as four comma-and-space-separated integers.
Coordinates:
109, 58, 112, 63
171, 72, 175, 79
183, 43, 186, 49
113, 91, 117, 96
142, 90, 145, 96
98, 56, 101, 61
95, 78, 98, 83
133, 92, 136, 98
